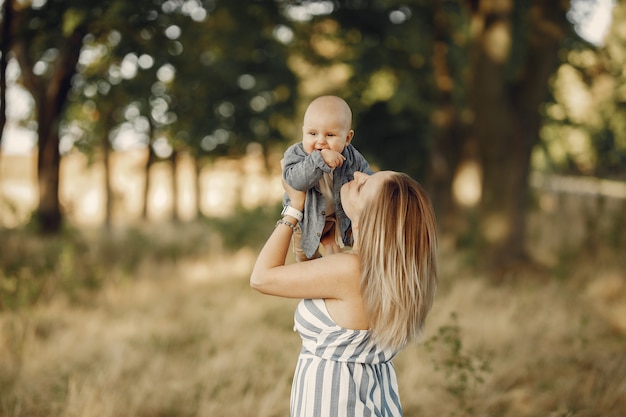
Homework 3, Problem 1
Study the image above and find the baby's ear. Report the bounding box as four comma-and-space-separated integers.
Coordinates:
346, 130, 355, 144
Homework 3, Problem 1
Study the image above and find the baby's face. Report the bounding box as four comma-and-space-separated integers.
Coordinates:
302, 105, 353, 155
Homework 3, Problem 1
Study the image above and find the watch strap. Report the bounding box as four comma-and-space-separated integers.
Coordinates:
281, 205, 303, 222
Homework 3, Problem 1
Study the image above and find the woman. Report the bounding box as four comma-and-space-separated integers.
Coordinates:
250, 170, 438, 417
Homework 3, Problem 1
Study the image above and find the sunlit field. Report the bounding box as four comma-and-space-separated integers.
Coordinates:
1, 153, 625, 417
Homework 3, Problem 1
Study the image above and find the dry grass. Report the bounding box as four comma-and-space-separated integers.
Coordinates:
1, 227, 625, 417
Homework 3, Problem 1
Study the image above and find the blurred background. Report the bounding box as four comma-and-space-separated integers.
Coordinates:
1, 1, 625, 416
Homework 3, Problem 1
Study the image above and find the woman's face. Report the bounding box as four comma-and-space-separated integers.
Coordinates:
341, 171, 394, 224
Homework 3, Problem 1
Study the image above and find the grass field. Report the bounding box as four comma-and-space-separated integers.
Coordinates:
0, 217, 625, 417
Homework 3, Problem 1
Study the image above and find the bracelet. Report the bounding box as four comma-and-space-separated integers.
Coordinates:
275, 219, 299, 232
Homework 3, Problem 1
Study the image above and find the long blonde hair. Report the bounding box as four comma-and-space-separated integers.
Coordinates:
358, 172, 438, 351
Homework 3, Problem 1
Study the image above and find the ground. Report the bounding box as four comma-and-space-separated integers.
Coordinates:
1, 239, 624, 417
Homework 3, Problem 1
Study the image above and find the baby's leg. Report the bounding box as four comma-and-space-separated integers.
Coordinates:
291, 228, 309, 262
292, 228, 322, 261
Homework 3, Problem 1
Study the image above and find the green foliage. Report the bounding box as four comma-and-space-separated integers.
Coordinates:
60, 0, 298, 161
10, 0, 625, 267
540, 1, 626, 180
0, 204, 281, 311
423, 312, 492, 417
1, 228, 119, 309
288, 0, 440, 180
0, 227, 164, 310
201, 201, 283, 251
0, 228, 92, 309
355, 101, 432, 180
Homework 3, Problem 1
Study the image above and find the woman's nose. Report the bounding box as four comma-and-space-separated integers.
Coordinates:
353, 171, 366, 180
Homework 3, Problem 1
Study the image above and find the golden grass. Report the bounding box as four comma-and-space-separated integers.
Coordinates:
1, 233, 625, 417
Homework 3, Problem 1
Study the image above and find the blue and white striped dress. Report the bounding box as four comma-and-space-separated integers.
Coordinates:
290, 298, 403, 417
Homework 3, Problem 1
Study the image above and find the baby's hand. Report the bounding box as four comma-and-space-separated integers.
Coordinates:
320, 149, 346, 168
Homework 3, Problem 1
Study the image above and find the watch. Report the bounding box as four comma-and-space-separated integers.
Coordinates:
281, 205, 304, 222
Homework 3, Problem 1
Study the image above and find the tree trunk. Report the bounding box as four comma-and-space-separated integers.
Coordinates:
141, 114, 158, 221
428, 0, 474, 237
170, 150, 179, 222
142, 145, 156, 221
14, 20, 86, 233
0, 0, 13, 157
101, 110, 115, 229
429, 107, 473, 236
194, 157, 203, 217
470, 0, 569, 268
36, 124, 62, 233
187, 153, 200, 219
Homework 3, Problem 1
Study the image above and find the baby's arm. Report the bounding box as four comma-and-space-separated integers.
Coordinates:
283, 147, 329, 191
356, 154, 374, 175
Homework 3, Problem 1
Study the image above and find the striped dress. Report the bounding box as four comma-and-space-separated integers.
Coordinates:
290, 298, 403, 417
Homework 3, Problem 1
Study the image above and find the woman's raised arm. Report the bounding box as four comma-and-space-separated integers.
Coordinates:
250, 164, 360, 300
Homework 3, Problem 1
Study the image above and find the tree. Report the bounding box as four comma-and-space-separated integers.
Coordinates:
284, 0, 574, 269
155, 0, 298, 218
11, 1, 87, 233
541, 0, 626, 180
7, 0, 298, 232
285, 1, 437, 180
8, 0, 153, 232
0, 0, 13, 156
466, 1, 573, 267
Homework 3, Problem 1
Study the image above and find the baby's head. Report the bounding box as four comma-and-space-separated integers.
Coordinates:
302, 96, 354, 155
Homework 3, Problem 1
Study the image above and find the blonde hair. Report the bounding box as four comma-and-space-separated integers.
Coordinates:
358, 172, 438, 351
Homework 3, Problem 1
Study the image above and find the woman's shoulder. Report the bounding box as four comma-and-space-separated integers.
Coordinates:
324, 252, 361, 281
329, 251, 359, 264
322, 252, 366, 327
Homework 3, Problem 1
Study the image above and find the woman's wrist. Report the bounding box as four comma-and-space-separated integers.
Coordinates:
276, 217, 299, 232
290, 204, 304, 213
281, 205, 303, 222
281, 215, 300, 225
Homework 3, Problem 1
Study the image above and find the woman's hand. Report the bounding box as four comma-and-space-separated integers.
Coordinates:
281, 159, 305, 211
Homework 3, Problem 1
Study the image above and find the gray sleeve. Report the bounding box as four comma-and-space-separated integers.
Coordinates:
347, 145, 374, 175
283, 146, 330, 191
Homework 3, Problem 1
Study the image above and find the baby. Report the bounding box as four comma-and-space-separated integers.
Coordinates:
282, 95, 373, 262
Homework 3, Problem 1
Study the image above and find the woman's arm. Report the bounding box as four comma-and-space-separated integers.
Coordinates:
250, 238, 359, 300
250, 169, 360, 300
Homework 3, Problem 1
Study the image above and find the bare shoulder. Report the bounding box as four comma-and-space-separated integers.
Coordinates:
327, 252, 360, 276
325, 252, 361, 295
329, 251, 359, 262
324, 252, 368, 329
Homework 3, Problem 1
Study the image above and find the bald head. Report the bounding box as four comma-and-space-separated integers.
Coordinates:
304, 96, 353, 132
301, 95, 355, 155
